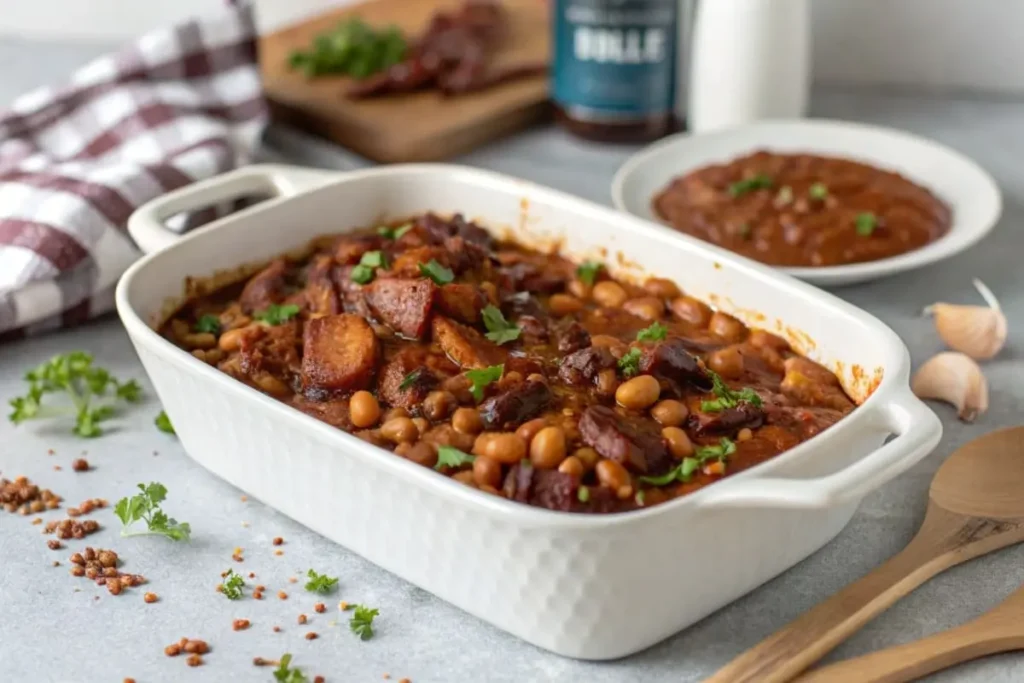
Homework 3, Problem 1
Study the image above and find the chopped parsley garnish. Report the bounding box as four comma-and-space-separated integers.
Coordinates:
195, 314, 221, 334
855, 212, 878, 236
377, 223, 412, 240
398, 370, 422, 391
222, 569, 245, 600
809, 182, 828, 200
254, 304, 300, 325
304, 569, 339, 594
577, 486, 590, 503
481, 304, 521, 345
635, 490, 647, 506
576, 261, 603, 286
638, 438, 736, 485
114, 482, 191, 541
636, 322, 667, 342
349, 605, 379, 640
464, 364, 503, 402
775, 185, 794, 206
273, 653, 307, 683
154, 410, 175, 434
418, 259, 454, 285
435, 446, 476, 470
617, 347, 642, 378
8, 352, 142, 438
700, 371, 763, 412
728, 173, 773, 197
350, 250, 388, 284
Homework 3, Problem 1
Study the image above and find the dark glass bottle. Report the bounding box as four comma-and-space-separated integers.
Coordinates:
552, 0, 679, 143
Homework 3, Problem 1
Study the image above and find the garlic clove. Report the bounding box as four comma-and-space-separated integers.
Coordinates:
924, 279, 1007, 360
911, 351, 988, 423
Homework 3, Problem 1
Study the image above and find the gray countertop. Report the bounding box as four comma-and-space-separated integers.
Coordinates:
2, 39, 1024, 683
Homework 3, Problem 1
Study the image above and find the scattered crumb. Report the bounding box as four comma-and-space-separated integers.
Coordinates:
288, 576, 297, 584
240, 495, 248, 502
186, 654, 203, 667
274, 549, 284, 556
399, 678, 411, 683
314, 603, 326, 614
298, 614, 308, 625
48, 449, 55, 456
52, 561, 60, 567
47, 540, 63, 550
253, 590, 264, 600
125, 678, 136, 683
182, 639, 209, 655
44, 518, 99, 539
339, 601, 349, 611
72, 458, 90, 472
273, 537, 284, 546
272, 626, 281, 633
232, 619, 251, 631
253, 657, 271, 666
53, 466, 62, 471
383, 674, 390, 680
248, 572, 255, 579
305, 632, 318, 640
241, 521, 250, 528
315, 677, 325, 683
31, 517, 42, 525
144, 592, 158, 603
278, 591, 288, 600
165, 644, 182, 657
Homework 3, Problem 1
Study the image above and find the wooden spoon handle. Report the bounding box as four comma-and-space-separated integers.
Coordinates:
706, 532, 954, 683
794, 623, 1024, 683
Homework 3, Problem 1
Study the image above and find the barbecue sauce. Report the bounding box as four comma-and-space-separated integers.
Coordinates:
552, 0, 678, 142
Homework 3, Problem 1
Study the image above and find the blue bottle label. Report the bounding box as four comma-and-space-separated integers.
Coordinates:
553, 0, 678, 120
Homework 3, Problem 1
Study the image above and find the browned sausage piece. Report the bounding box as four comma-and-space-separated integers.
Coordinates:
303, 255, 339, 318
432, 316, 507, 369
578, 405, 671, 474
365, 278, 437, 339
301, 314, 379, 395
378, 347, 439, 410
435, 283, 487, 324
239, 259, 288, 313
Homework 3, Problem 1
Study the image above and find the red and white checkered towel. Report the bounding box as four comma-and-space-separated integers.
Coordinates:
0, 1, 267, 342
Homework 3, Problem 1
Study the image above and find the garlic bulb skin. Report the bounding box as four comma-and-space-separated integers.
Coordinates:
911, 352, 988, 423
925, 279, 1007, 360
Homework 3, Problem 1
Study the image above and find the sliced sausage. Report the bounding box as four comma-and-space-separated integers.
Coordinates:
303, 255, 339, 318
578, 405, 671, 474
301, 314, 379, 397
365, 277, 437, 339
377, 347, 441, 410
502, 463, 578, 512
239, 259, 288, 314
688, 403, 765, 436
388, 246, 451, 277
559, 346, 616, 387
478, 380, 552, 430
639, 338, 713, 392
436, 283, 486, 324
334, 235, 382, 265
432, 316, 507, 369
553, 320, 591, 354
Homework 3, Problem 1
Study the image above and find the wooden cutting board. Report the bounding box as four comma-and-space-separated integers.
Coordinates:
260, 0, 551, 163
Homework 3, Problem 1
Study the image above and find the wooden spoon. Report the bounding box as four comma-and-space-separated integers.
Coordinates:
707, 426, 1024, 683
795, 582, 1024, 682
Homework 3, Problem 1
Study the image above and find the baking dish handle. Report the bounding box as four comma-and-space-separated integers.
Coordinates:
696, 390, 942, 510
127, 164, 342, 253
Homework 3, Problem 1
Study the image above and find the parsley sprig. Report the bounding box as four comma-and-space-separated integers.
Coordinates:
195, 314, 221, 334
377, 223, 412, 240
701, 371, 763, 412
638, 437, 737, 486
351, 250, 388, 285
419, 259, 454, 285
254, 304, 300, 325
465, 364, 503, 402
435, 446, 476, 470
399, 370, 422, 391
576, 261, 603, 286
222, 569, 245, 600
617, 347, 642, 378
636, 322, 667, 342
154, 410, 175, 434
728, 173, 773, 197
113, 482, 191, 542
273, 653, 307, 683
481, 305, 521, 345
8, 352, 142, 438
305, 569, 339, 594
855, 212, 878, 236
349, 604, 380, 640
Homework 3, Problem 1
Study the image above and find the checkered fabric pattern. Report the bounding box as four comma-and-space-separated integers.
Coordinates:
0, 1, 267, 342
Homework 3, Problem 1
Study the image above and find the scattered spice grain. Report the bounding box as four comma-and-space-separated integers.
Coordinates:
165, 644, 182, 657
273, 626, 281, 633
298, 614, 308, 625
305, 632, 318, 640
273, 537, 284, 545
278, 590, 288, 600
1, 476, 61, 513
45, 518, 99, 539
186, 654, 203, 667
314, 602, 326, 613
233, 619, 251, 631
47, 540, 63, 550
144, 592, 158, 603
72, 458, 90, 472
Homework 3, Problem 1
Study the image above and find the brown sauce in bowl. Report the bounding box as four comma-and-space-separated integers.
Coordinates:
652, 151, 951, 267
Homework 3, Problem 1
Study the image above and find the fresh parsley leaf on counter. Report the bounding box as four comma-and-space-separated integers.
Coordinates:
114, 482, 191, 542
222, 569, 245, 600
154, 410, 175, 434
418, 259, 454, 285
349, 605, 380, 640
254, 304, 300, 325
617, 347, 642, 378
435, 446, 476, 470
855, 212, 878, 236
465, 364, 503, 402
575, 261, 603, 287
399, 369, 422, 391
809, 182, 829, 200
700, 371, 763, 413
481, 305, 521, 345
728, 173, 773, 197
635, 322, 667, 342
305, 569, 339, 595
377, 223, 412, 240
288, 18, 406, 80
194, 314, 221, 334
273, 654, 307, 683
8, 352, 142, 438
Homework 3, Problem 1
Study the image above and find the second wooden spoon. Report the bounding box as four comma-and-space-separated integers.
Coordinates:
707, 426, 1024, 683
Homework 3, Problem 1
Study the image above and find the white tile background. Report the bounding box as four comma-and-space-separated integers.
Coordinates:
3, 0, 1024, 94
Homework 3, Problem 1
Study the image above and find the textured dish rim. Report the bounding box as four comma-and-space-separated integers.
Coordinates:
116, 163, 913, 530
610, 118, 1003, 282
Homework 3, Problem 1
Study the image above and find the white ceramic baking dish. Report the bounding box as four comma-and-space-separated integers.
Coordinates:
116, 163, 942, 660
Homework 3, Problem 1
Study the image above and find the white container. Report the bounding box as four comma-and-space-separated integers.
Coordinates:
689, 0, 810, 133
117, 163, 941, 660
